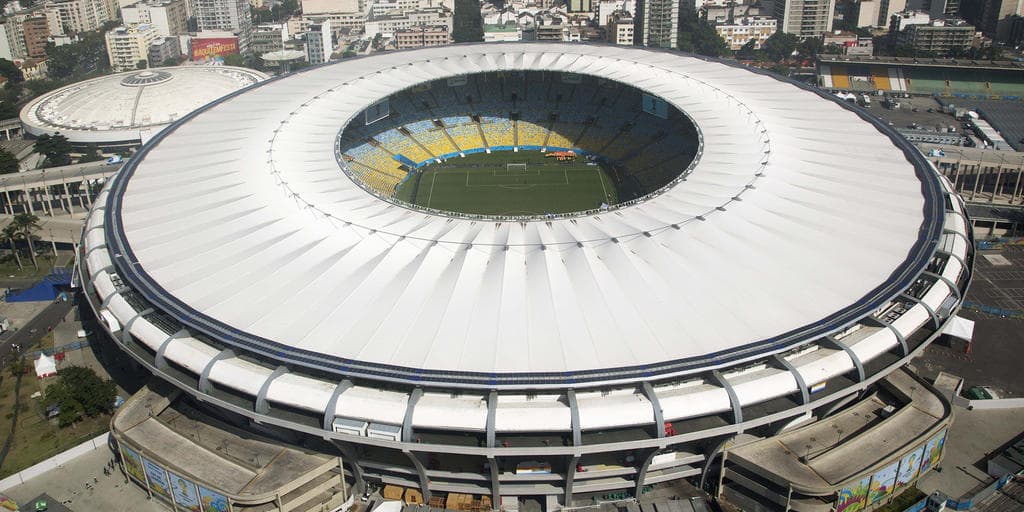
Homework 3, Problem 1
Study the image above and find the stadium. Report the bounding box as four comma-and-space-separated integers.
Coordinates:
79, 44, 972, 512
19, 66, 268, 150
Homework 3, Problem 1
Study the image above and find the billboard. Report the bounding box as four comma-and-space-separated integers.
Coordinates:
142, 456, 172, 501
168, 470, 202, 512
642, 93, 668, 119
919, 428, 948, 475
192, 37, 239, 61
120, 445, 147, 485
835, 475, 870, 512
893, 446, 926, 493
868, 460, 899, 504
199, 485, 231, 512
364, 98, 390, 125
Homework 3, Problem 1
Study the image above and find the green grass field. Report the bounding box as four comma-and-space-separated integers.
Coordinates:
396, 151, 618, 216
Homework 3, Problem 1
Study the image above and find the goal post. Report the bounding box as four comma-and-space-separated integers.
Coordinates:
506, 163, 527, 174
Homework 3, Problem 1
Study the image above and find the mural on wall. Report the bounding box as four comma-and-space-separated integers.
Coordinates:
199, 485, 231, 512
168, 470, 202, 512
836, 475, 871, 512
868, 460, 900, 504
120, 446, 147, 485
142, 456, 172, 501
894, 446, 926, 493
919, 428, 948, 475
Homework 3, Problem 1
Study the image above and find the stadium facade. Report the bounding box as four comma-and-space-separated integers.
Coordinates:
20, 66, 267, 150
78, 44, 972, 512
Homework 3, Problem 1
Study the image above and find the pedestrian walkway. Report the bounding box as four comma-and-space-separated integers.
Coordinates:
3, 443, 163, 512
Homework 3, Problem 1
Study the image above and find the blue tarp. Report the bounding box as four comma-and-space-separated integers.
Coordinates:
4, 268, 72, 303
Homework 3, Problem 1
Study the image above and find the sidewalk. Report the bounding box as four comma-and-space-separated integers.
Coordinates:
3, 445, 163, 512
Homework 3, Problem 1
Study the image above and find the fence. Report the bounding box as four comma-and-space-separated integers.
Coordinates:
903, 472, 1021, 511
0, 433, 110, 491
959, 300, 1024, 319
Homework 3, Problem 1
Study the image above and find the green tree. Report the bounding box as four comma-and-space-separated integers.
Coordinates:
0, 58, 23, 84
798, 37, 824, 59
77, 146, 104, 163
761, 31, 799, 62
452, 0, 484, 42
44, 29, 110, 80
1, 224, 22, 271
0, 149, 18, 174
736, 39, 758, 60
136, 59, 148, 69
270, 0, 298, 21
676, 9, 730, 57
44, 366, 116, 428
10, 212, 39, 269
34, 133, 72, 166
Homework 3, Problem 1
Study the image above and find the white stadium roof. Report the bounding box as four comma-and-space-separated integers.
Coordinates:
20, 66, 267, 144
101, 44, 945, 388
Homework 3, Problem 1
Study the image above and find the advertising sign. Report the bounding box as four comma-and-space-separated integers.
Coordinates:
893, 446, 926, 493
835, 475, 870, 512
191, 37, 239, 61
199, 485, 231, 512
120, 445, 147, 485
868, 460, 899, 504
142, 456, 172, 500
919, 428, 948, 475
168, 470, 202, 512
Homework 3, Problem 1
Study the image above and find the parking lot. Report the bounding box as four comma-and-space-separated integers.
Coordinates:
910, 245, 1024, 398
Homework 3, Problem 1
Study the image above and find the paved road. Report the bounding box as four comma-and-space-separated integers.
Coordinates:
0, 300, 75, 362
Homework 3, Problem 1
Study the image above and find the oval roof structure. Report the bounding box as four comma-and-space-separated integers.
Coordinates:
20, 66, 268, 144
103, 44, 942, 387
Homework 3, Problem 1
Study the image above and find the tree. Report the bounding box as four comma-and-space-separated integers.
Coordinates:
798, 37, 824, 59
0, 59, 23, 85
736, 39, 758, 60
0, 149, 18, 174
10, 213, 39, 269
1, 224, 22, 271
34, 133, 72, 166
136, 59, 148, 69
77, 146, 104, 163
452, 0, 484, 42
44, 366, 117, 428
676, 9, 730, 57
761, 31, 799, 62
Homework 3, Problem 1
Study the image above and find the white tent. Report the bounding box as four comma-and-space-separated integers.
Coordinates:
34, 354, 57, 378
942, 315, 975, 341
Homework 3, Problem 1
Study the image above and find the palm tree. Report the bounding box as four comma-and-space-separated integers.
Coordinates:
10, 213, 39, 270
1, 224, 22, 271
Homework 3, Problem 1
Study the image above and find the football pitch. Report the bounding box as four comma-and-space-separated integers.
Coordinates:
395, 151, 618, 216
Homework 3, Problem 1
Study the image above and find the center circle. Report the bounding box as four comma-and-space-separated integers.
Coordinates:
335, 70, 701, 219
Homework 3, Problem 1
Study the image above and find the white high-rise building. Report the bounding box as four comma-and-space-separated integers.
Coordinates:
774, 0, 837, 37
122, 0, 188, 36
46, 0, 116, 34
105, 23, 161, 71
191, 0, 253, 54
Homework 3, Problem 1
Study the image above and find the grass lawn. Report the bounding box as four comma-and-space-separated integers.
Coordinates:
0, 369, 110, 479
0, 253, 58, 280
396, 150, 618, 216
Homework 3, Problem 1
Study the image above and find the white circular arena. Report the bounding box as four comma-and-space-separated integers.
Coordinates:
80, 44, 972, 508
20, 66, 267, 147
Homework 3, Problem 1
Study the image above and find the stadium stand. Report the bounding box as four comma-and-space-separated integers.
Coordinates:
820, 57, 1024, 99
336, 71, 699, 199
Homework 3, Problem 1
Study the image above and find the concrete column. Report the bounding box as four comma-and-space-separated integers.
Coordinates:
1012, 168, 1024, 205
971, 165, 982, 201
488, 456, 500, 509
3, 189, 12, 215
992, 161, 1004, 203
62, 173, 74, 215
25, 187, 34, 215
48, 230, 57, 257
330, 440, 365, 493
634, 448, 659, 498
405, 451, 432, 502
563, 455, 579, 506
